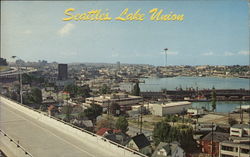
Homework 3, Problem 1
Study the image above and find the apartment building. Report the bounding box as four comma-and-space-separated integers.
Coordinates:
219, 141, 250, 157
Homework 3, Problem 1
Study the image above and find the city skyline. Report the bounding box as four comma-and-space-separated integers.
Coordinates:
1, 0, 249, 66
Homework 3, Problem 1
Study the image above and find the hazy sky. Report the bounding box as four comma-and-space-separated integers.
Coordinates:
1, 0, 249, 65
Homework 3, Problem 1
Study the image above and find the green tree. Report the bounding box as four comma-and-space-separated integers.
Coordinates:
110, 102, 121, 116
84, 104, 103, 121
153, 120, 171, 145
78, 112, 86, 120
228, 117, 237, 126
77, 85, 91, 98
153, 121, 197, 152
96, 118, 115, 131
99, 84, 110, 94
115, 116, 128, 133
30, 87, 42, 104
132, 82, 140, 96
64, 84, 78, 97
211, 87, 217, 112
61, 105, 73, 122
10, 91, 18, 101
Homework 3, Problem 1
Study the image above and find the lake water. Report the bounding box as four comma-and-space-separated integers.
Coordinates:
191, 101, 249, 113
119, 77, 249, 113
139, 77, 249, 91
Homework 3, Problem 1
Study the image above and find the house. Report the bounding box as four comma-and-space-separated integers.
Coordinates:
96, 128, 129, 145
82, 120, 94, 131
103, 131, 130, 145
126, 133, 152, 156
96, 128, 121, 136
47, 105, 58, 116
230, 124, 250, 138
200, 132, 229, 157
152, 141, 185, 157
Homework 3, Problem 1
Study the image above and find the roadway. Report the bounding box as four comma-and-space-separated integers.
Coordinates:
0, 101, 118, 157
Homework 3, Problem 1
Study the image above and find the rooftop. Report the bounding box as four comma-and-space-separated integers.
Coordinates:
231, 124, 250, 129
152, 101, 192, 107
131, 134, 151, 149
201, 132, 229, 142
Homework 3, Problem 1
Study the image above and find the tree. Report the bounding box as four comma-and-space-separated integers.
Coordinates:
77, 85, 91, 98
61, 105, 73, 122
64, 84, 78, 98
84, 104, 103, 121
153, 120, 171, 145
115, 116, 128, 133
228, 117, 237, 126
110, 102, 120, 116
99, 84, 110, 94
211, 87, 217, 112
78, 112, 86, 120
96, 118, 115, 131
10, 91, 18, 101
132, 82, 140, 96
30, 87, 42, 104
64, 84, 91, 98
153, 121, 197, 152
171, 115, 178, 126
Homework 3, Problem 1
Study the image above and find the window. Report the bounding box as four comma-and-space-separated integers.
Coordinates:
241, 148, 250, 154
221, 146, 234, 151
221, 154, 234, 157
231, 130, 240, 133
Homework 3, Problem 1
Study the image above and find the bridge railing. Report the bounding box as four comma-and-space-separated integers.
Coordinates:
0, 95, 148, 157
0, 129, 33, 157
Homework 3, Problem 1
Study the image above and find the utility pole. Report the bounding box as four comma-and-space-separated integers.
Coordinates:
140, 105, 142, 134
211, 122, 214, 157
12, 56, 23, 104
240, 101, 243, 124
164, 48, 168, 67
164, 48, 168, 102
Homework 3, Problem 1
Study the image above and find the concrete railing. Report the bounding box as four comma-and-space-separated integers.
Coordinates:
0, 96, 147, 157
0, 129, 33, 157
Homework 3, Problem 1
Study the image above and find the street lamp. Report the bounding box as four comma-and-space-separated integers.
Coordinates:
164, 48, 169, 101
164, 48, 168, 67
11, 56, 23, 104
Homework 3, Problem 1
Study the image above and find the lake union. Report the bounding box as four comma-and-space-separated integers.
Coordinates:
139, 77, 249, 91
120, 77, 249, 113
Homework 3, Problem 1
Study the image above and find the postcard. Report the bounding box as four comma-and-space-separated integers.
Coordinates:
0, 1, 249, 157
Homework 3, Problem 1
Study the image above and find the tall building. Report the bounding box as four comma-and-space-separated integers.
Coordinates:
117, 61, 120, 71
58, 64, 68, 80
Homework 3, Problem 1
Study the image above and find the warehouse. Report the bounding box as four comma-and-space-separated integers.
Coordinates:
150, 101, 192, 116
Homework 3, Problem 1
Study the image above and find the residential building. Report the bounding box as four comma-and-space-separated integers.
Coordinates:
96, 128, 121, 136
126, 133, 152, 156
230, 124, 250, 137
219, 141, 250, 157
152, 141, 185, 157
200, 132, 229, 157
150, 101, 192, 116
85, 93, 143, 111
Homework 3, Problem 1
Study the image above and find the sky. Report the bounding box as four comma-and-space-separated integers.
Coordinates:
1, 0, 249, 66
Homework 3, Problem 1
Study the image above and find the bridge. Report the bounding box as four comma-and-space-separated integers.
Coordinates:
0, 67, 37, 83
0, 96, 146, 157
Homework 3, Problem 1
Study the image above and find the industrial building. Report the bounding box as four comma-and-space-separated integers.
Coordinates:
85, 93, 143, 111
149, 101, 192, 116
